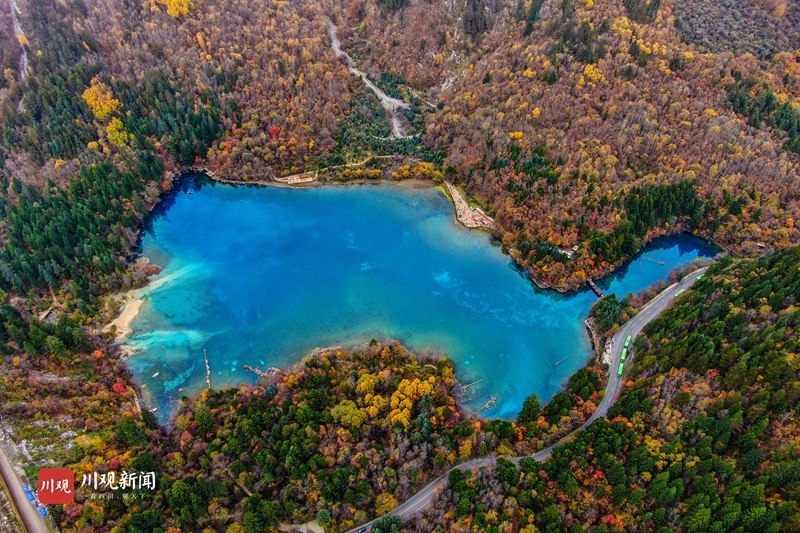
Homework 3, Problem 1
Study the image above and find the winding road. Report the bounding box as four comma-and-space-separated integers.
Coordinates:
347, 266, 709, 532
0, 443, 49, 533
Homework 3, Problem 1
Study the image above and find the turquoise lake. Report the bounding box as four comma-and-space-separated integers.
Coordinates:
125, 176, 718, 422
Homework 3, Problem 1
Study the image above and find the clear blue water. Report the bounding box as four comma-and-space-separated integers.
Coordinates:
125, 177, 718, 422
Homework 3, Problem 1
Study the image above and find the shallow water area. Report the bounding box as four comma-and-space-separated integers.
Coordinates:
124, 176, 718, 422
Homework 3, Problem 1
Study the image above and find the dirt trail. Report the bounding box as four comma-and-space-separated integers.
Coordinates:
327, 19, 412, 139
8, 0, 27, 82
8, 0, 28, 111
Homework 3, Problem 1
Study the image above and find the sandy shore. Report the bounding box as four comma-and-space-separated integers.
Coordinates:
104, 298, 144, 340
102, 260, 201, 347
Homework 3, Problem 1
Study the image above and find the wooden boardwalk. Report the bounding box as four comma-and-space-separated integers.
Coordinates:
203, 349, 212, 388
587, 279, 605, 298
444, 181, 496, 230
244, 365, 283, 379
457, 379, 483, 394
477, 395, 497, 413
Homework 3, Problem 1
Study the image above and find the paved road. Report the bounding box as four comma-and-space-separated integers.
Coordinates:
346, 267, 708, 532
577, 267, 709, 428
0, 443, 49, 533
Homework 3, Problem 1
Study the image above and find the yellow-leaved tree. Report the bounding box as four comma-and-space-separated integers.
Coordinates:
159, 0, 193, 18
387, 377, 435, 427
82, 78, 120, 121
106, 117, 133, 147
374, 492, 398, 514
331, 400, 365, 429
391, 162, 443, 182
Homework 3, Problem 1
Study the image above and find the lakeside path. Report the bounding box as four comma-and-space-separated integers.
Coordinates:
200, 155, 400, 186
347, 266, 709, 532
0, 443, 49, 533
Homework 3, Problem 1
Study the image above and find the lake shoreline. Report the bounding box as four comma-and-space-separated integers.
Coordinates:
208, 172, 436, 192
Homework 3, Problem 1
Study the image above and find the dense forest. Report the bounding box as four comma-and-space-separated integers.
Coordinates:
408, 245, 800, 531
0, 0, 798, 531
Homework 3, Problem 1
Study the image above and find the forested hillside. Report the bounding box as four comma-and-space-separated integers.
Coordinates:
331, 0, 800, 289
0, 8, 20, 90
409, 246, 800, 532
